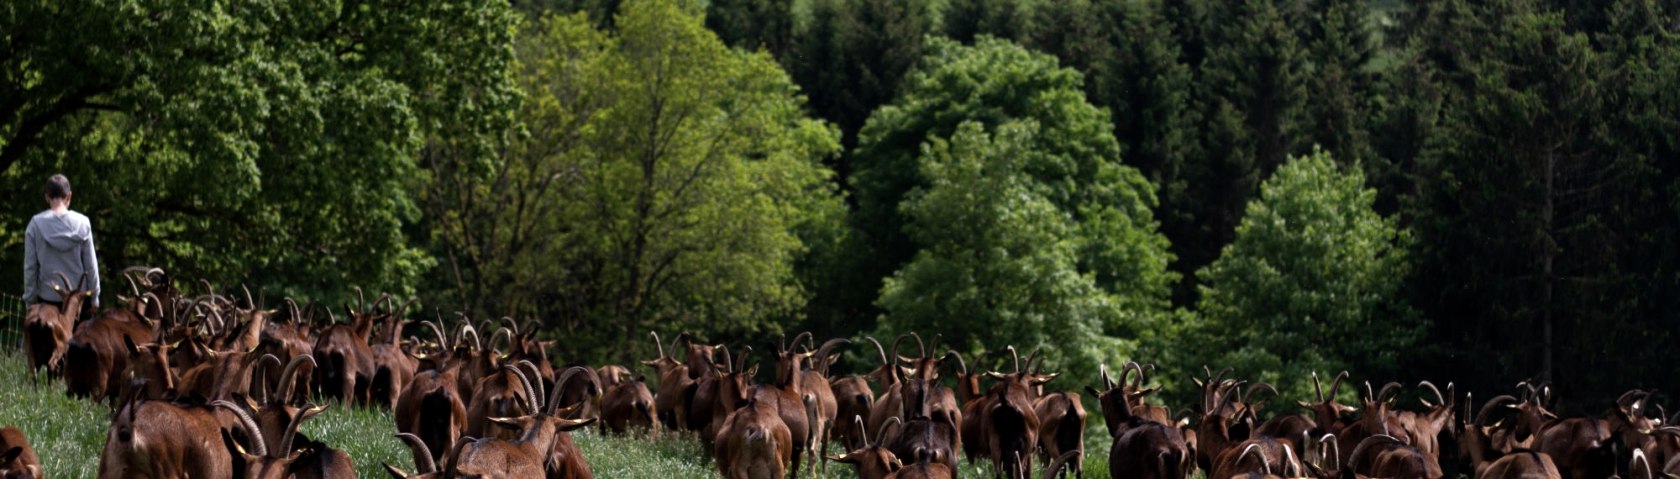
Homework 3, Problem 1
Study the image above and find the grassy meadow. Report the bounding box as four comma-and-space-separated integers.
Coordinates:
0, 352, 1119, 478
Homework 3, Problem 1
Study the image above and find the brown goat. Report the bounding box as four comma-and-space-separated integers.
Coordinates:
24, 272, 90, 382
0, 427, 41, 479
453, 367, 597, 477
983, 349, 1053, 479
215, 398, 338, 479
313, 302, 378, 408
1397, 381, 1456, 461
1345, 434, 1443, 479
832, 376, 875, 449
832, 416, 905, 479
395, 347, 469, 466
464, 364, 540, 441
705, 347, 757, 449
716, 390, 794, 479
1035, 391, 1085, 479
1088, 365, 1191, 479
644, 332, 695, 432
63, 305, 155, 403
600, 376, 657, 435
98, 395, 233, 479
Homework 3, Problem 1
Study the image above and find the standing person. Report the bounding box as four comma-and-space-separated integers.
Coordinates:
21, 174, 99, 380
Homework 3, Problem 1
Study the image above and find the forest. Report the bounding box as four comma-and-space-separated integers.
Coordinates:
3, 0, 1679, 408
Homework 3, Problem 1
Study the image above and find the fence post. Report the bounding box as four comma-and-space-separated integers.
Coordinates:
0, 293, 22, 354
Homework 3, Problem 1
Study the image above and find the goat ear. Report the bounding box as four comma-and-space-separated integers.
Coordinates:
1337, 404, 1359, 413
827, 453, 855, 464
124, 334, 140, 356
1297, 400, 1315, 410
0, 447, 21, 465
1085, 386, 1103, 398
1030, 373, 1059, 386
383, 463, 413, 479
986, 372, 1007, 380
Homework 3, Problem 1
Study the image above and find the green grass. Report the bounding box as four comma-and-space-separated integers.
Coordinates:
0, 352, 1113, 478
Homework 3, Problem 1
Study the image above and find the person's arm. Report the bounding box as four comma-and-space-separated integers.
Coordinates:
83, 223, 99, 308
22, 221, 36, 304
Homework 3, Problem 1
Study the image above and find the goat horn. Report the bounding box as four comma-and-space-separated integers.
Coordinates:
352, 286, 365, 314
1328, 371, 1349, 400
489, 327, 513, 354
276, 354, 317, 406
877, 416, 902, 448
734, 346, 752, 373
1282, 444, 1300, 477
547, 366, 588, 415
425, 318, 450, 351
1236, 443, 1268, 473
395, 433, 438, 474
813, 337, 849, 365
500, 317, 519, 336
213, 400, 270, 458
284, 298, 300, 324
670, 332, 689, 360
787, 331, 813, 355
254, 354, 282, 405
889, 334, 916, 367
461, 323, 481, 351
1024, 347, 1043, 374
1100, 364, 1114, 391
280, 404, 328, 456
241, 284, 254, 310
651, 332, 666, 360
53, 271, 74, 293
1477, 395, 1520, 426
391, 297, 419, 320
1007, 345, 1020, 373
1313, 371, 1325, 402
123, 271, 142, 299
1247, 383, 1279, 405
1122, 362, 1143, 388
1619, 389, 1649, 408
1320, 434, 1341, 472
854, 415, 870, 447
518, 360, 546, 410
866, 337, 888, 368
948, 350, 969, 377
1420, 381, 1446, 408
716, 344, 734, 374
1347, 435, 1403, 473
504, 364, 540, 413
1378, 382, 1403, 403
910, 332, 925, 358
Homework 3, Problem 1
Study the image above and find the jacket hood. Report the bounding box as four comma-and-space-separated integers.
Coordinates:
33, 211, 91, 251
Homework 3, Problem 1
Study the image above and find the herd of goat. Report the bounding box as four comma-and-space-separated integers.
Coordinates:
2, 267, 1676, 478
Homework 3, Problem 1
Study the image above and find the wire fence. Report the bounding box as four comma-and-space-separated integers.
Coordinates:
0, 292, 24, 353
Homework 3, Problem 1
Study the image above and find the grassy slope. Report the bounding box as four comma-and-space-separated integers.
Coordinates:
0, 352, 1110, 478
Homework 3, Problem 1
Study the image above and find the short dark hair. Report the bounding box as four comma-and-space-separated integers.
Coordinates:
44, 174, 71, 199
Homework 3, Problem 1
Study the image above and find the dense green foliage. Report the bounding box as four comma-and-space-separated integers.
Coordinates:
7, 0, 1680, 404
1188, 150, 1417, 398
857, 37, 1174, 376
426, 1, 844, 361
0, 0, 519, 303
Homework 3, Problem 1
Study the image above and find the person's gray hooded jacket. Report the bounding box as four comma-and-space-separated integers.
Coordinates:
23, 210, 99, 306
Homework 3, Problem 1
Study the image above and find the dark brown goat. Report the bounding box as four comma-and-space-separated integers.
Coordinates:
24, 272, 90, 382
63, 305, 155, 403
395, 344, 469, 466
832, 416, 904, 479
757, 332, 820, 478
1462, 395, 1562, 479
313, 302, 378, 408
1088, 365, 1191, 479
983, 350, 1053, 479
215, 398, 339, 479
1397, 381, 1456, 461
0, 427, 41, 479
832, 375, 876, 449
600, 376, 657, 435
